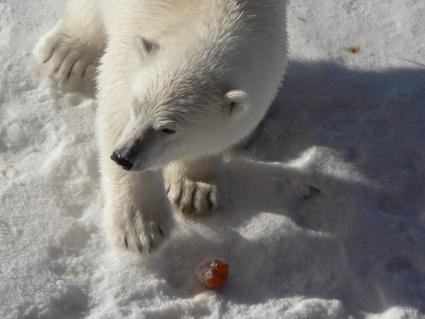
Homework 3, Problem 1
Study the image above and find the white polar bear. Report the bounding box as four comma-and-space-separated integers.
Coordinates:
33, 0, 288, 255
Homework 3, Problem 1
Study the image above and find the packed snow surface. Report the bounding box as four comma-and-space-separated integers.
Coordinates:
1, 0, 425, 318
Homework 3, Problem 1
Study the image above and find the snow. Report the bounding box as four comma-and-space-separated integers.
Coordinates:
1, 0, 425, 318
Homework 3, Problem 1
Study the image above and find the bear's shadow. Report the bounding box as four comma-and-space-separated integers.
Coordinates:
144, 60, 425, 317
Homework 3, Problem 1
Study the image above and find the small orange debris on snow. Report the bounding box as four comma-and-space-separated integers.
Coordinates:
345, 45, 361, 54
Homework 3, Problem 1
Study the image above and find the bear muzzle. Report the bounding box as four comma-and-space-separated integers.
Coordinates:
111, 151, 134, 171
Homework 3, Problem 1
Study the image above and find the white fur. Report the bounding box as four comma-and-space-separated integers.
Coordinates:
33, 0, 288, 255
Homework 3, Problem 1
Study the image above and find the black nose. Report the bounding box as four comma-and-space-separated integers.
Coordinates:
111, 152, 133, 171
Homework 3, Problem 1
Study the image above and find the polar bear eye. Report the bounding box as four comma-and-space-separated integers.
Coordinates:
161, 128, 176, 135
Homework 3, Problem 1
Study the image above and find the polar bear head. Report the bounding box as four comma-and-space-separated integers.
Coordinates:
111, 37, 253, 172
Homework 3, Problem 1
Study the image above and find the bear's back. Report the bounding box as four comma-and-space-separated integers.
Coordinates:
101, 0, 286, 44
102, 0, 223, 40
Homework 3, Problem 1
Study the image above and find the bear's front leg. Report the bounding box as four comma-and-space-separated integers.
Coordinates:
164, 155, 226, 215
103, 164, 172, 254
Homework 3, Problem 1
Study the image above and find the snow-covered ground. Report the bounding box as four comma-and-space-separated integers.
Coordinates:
1, 0, 425, 318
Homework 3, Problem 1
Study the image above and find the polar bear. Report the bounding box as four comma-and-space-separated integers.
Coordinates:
33, 0, 288, 254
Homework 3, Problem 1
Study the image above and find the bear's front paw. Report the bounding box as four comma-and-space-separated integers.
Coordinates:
106, 207, 170, 255
32, 28, 97, 94
166, 178, 220, 215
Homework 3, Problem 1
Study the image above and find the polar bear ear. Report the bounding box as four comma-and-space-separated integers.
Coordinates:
224, 90, 248, 119
133, 35, 160, 58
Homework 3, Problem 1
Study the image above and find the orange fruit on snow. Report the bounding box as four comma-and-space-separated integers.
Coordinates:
196, 258, 229, 289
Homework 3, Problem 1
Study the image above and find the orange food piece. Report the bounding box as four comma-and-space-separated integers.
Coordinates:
196, 258, 229, 289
